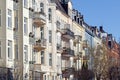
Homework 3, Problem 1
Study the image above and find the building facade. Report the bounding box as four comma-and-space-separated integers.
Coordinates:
0, 0, 120, 80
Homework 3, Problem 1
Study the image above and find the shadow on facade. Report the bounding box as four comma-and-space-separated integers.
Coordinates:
0, 67, 13, 80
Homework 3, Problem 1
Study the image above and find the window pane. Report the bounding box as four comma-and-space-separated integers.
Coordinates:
48, 8, 52, 21
8, 40, 12, 59
24, 0, 28, 8
0, 10, 1, 26
8, 9, 12, 28
49, 30, 52, 43
49, 53, 52, 66
24, 45, 28, 62
24, 17, 28, 34
40, 3, 44, 13
0, 41, 1, 58
41, 51, 44, 64
15, 45, 18, 59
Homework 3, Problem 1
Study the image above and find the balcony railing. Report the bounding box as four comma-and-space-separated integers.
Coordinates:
33, 11, 46, 27
29, 64, 41, 71
74, 35, 82, 43
62, 28, 75, 39
34, 38, 46, 52
62, 47, 75, 57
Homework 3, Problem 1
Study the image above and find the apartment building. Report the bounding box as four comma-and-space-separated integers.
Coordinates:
0, 0, 59, 80
1, 0, 119, 80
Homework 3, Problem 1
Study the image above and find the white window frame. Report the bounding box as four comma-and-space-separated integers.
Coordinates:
0, 9, 1, 27
49, 30, 52, 43
8, 40, 12, 59
8, 9, 12, 28
49, 53, 52, 66
24, 45, 28, 62
40, 3, 44, 13
0, 41, 1, 58
40, 27, 44, 39
24, 17, 28, 35
24, 0, 28, 8
48, 8, 52, 21
32, 0, 35, 10
41, 51, 44, 64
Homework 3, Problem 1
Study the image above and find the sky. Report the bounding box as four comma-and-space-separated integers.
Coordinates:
72, 0, 120, 41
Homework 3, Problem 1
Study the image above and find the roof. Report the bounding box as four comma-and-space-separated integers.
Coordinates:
55, 0, 67, 14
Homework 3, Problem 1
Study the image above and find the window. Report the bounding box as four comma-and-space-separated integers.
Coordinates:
8, 9, 12, 28
40, 3, 44, 13
48, 8, 52, 21
24, 45, 28, 62
40, 27, 44, 39
0, 41, 1, 58
41, 51, 44, 64
49, 30, 52, 43
56, 21, 60, 29
15, 16, 18, 30
8, 40, 12, 59
24, 17, 28, 35
0, 10, 1, 27
24, 0, 28, 8
49, 53, 52, 66
15, 45, 18, 60
32, 0, 35, 10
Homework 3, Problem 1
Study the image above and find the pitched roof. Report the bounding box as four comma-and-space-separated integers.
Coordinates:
55, 0, 67, 14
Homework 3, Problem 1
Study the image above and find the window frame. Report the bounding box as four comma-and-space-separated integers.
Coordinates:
48, 8, 52, 21
49, 30, 52, 43
32, 0, 36, 10
0, 41, 1, 58
8, 40, 12, 59
8, 9, 12, 29
49, 53, 52, 66
24, 45, 28, 62
0, 9, 1, 27
24, 17, 28, 35
40, 3, 44, 13
24, 0, 28, 8
15, 44, 18, 60
41, 51, 44, 64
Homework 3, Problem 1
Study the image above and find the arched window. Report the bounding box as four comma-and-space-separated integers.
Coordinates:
40, 3, 44, 13
48, 8, 52, 21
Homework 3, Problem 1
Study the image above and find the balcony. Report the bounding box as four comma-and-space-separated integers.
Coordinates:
62, 47, 75, 58
62, 28, 75, 40
62, 67, 75, 78
29, 63, 41, 71
33, 11, 46, 27
34, 38, 46, 52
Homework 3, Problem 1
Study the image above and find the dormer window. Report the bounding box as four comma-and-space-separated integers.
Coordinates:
40, 3, 44, 13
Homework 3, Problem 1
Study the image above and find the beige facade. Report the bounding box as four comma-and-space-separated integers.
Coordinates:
0, 0, 102, 80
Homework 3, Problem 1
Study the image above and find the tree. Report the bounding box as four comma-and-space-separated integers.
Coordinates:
88, 44, 110, 80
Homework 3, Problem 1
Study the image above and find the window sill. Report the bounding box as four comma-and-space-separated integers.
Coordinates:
8, 58, 13, 61
24, 61, 28, 64
24, 34, 28, 36
7, 27, 12, 30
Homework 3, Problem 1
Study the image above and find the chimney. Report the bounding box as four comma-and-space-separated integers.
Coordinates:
100, 26, 103, 32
